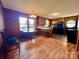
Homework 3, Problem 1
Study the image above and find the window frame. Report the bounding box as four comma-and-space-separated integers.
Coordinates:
19, 17, 36, 32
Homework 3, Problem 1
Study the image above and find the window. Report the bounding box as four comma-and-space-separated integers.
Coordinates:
29, 18, 35, 32
46, 20, 49, 26
19, 17, 35, 32
19, 17, 28, 32
77, 20, 79, 30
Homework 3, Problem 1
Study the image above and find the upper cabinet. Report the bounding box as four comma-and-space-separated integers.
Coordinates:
37, 16, 46, 26
51, 18, 64, 25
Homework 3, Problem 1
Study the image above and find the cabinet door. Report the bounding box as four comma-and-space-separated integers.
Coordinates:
65, 16, 78, 44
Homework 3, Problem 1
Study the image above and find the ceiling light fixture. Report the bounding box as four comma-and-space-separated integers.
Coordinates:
50, 13, 60, 16
29, 14, 36, 18
52, 13, 60, 16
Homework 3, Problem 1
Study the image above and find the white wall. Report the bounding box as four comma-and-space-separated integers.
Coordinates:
0, 3, 4, 31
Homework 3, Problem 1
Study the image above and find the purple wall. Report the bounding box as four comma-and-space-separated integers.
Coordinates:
0, 0, 4, 31
3, 8, 29, 37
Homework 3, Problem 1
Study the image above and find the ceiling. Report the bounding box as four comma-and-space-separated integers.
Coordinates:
1, 0, 79, 19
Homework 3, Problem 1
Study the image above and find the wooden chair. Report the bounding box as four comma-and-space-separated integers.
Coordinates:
0, 30, 20, 59
0, 32, 4, 59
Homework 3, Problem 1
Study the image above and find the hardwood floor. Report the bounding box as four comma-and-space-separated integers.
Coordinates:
5, 36, 78, 59
20, 36, 78, 59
